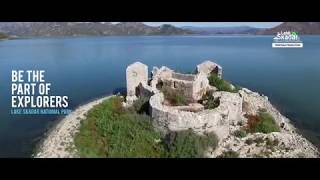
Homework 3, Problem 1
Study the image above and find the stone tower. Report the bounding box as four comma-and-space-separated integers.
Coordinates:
196, 60, 223, 78
126, 62, 148, 104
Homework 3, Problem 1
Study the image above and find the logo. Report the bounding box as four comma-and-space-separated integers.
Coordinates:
11, 70, 71, 115
272, 31, 303, 48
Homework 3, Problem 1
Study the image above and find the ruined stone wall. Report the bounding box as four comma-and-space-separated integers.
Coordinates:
149, 92, 243, 140
192, 73, 210, 100
172, 73, 195, 81
151, 72, 210, 101
162, 78, 194, 101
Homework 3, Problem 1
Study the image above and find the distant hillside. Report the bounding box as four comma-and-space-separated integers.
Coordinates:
256, 22, 320, 35
0, 22, 193, 37
182, 26, 261, 35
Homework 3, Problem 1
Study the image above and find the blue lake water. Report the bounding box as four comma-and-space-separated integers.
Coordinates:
0, 35, 320, 157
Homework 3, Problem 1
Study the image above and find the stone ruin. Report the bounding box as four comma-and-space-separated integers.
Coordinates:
126, 60, 222, 103
125, 60, 243, 141
126, 62, 148, 103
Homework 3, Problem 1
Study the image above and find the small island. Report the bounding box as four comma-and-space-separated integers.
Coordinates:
35, 60, 320, 158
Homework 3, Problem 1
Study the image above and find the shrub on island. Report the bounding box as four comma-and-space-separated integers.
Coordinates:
199, 90, 220, 109
245, 111, 280, 134
208, 74, 240, 93
163, 129, 218, 158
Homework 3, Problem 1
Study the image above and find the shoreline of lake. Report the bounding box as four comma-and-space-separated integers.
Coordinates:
34, 95, 113, 158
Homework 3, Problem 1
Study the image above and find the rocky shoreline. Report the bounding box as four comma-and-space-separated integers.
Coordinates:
34, 95, 113, 158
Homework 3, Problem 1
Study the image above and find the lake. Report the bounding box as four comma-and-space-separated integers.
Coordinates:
0, 35, 320, 157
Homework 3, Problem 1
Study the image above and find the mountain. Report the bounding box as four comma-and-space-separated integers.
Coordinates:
256, 22, 320, 35
182, 26, 261, 35
0, 22, 192, 37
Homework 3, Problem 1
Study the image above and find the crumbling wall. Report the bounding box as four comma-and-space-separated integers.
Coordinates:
192, 73, 210, 100
151, 68, 210, 101
172, 72, 195, 81
149, 91, 243, 140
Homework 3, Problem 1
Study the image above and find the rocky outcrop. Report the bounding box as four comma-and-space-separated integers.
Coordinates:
209, 89, 319, 158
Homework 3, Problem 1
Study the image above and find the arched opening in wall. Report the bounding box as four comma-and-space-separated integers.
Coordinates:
156, 80, 164, 90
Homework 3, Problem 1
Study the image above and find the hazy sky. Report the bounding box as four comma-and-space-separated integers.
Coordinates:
144, 22, 282, 28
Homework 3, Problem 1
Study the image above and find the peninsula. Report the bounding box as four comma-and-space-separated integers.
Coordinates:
35, 60, 320, 158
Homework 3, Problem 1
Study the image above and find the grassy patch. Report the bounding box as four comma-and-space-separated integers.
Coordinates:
233, 129, 247, 138
245, 112, 280, 134
163, 130, 218, 158
74, 96, 165, 158
208, 74, 239, 93
162, 87, 188, 106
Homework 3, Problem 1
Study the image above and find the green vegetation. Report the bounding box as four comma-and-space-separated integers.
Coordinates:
163, 130, 218, 158
162, 87, 188, 106
208, 74, 240, 93
233, 129, 247, 138
128, 96, 150, 114
74, 96, 218, 158
245, 112, 280, 134
217, 150, 239, 158
74, 96, 165, 157
200, 90, 220, 109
